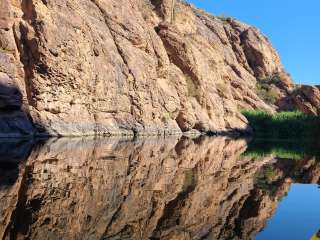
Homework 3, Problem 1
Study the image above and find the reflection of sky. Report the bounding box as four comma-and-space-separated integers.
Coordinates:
256, 184, 320, 240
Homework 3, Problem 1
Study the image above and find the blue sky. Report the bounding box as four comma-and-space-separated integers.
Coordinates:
186, 0, 320, 85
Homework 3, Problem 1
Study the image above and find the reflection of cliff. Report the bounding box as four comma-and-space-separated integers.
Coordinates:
1, 137, 320, 240
0, 139, 34, 240
237, 156, 320, 240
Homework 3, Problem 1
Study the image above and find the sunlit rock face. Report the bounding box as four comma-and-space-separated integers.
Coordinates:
1, 137, 320, 240
279, 85, 320, 115
0, 0, 296, 136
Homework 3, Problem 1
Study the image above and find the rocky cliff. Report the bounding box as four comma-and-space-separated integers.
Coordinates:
1, 0, 315, 137
279, 85, 320, 114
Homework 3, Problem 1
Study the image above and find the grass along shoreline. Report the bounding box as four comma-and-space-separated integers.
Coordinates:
242, 110, 320, 139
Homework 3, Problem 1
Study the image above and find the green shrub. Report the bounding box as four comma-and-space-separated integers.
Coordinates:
258, 74, 281, 85
242, 110, 320, 139
193, 8, 234, 24
161, 112, 173, 123
216, 14, 233, 23
0, 47, 8, 54
140, 0, 156, 21
185, 75, 200, 97
256, 85, 279, 104
256, 75, 281, 104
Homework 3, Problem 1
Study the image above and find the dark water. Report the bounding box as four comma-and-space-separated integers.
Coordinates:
0, 136, 319, 240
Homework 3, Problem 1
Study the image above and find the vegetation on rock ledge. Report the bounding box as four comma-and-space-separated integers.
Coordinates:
0, 47, 8, 54
186, 75, 200, 97
256, 75, 281, 104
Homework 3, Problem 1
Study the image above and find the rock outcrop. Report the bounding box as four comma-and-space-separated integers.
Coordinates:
1, 136, 320, 240
0, 0, 299, 137
279, 85, 320, 115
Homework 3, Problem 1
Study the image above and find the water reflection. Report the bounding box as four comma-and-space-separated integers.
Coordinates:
0, 137, 319, 240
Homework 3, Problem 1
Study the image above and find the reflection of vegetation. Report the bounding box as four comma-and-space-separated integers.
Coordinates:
255, 165, 278, 196
182, 169, 196, 192
243, 148, 304, 160
242, 138, 320, 160
242, 110, 320, 139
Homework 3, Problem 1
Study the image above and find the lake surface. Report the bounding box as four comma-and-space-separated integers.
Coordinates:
0, 136, 319, 240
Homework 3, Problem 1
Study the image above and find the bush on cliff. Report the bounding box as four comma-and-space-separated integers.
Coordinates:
256, 75, 281, 104
0, 47, 8, 53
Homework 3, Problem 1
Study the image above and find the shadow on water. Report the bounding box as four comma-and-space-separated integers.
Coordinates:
0, 136, 319, 240
0, 139, 34, 187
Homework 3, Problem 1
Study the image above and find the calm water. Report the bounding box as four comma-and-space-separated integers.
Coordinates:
0, 137, 319, 240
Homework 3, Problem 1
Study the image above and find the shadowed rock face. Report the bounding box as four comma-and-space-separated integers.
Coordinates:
0, 72, 22, 109
0, 0, 34, 137
1, 137, 320, 240
0, 59, 34, 137
0, 0, 297, 136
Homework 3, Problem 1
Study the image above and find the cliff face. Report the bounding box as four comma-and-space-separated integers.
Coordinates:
0, 0, 297, 136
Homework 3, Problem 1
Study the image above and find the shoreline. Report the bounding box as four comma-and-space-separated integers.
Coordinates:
0, 128, 250, 140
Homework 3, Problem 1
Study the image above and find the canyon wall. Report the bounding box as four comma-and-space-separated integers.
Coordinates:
0, 0, 297, 137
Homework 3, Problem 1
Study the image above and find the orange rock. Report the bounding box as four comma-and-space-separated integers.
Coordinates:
0, 0, 11, 30
0, 0, 303, 136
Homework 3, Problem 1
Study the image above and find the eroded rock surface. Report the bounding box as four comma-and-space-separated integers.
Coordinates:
0, 0, 300, 136
279, 85, 320, 115
1, 136, 320, 240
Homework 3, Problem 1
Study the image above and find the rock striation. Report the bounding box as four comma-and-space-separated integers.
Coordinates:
0, 0, 302, 137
